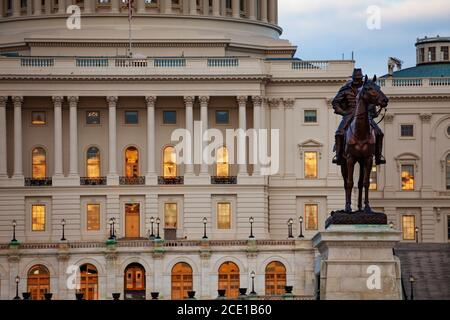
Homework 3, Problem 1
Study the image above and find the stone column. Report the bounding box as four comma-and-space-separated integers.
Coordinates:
284, 98, 295, 177
53, 96, 64, 178
0, 97, 7, 179
189, 0, 197, 14
260, 0, 268, 22
184, 96, 195, 176
137, 0, 145, 13
383, 114, 395, 195
248, 0, 256, 20
12, 0, 21, 17
84, 0, 94, 13
161, 0, 172, 13
237, 96, 248, 177
268, 0, 276, 24
58, 0, 65, 14
212, 0, 220, 16
145, 96, 157, 185
252, 96, 262, 176
68, 96, 79, 180
26, 0, 32, 15
0, 0, 4, 17
111, 0, 120, 13
269, 98, 283, 176
199, 96, 210, 176
232, 0, 240, 18
12, 96, 23, 180
107, 96, 119, 185
420, 113, 433, 197
202, 0, 209, 15
220, 0, 226, 15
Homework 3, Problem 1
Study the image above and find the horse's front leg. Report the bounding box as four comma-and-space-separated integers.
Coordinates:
363, 156, 374, 214
358, 160, 364, 211
345, 156, 355, 213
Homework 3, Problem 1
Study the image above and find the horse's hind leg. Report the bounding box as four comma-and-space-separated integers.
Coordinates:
358, 160, 364, 211
345, 156, 355, 213
364, 156, 374, 214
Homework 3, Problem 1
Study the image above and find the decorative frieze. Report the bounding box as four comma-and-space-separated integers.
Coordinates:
420, 113, 432, 123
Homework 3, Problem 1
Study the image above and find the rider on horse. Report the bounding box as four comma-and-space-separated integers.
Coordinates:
332, 68, 386, 166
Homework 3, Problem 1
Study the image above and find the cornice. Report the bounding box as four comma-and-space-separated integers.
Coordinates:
387, 94, 450, 101
270, 78, 349, 84
25, 40, 229, 48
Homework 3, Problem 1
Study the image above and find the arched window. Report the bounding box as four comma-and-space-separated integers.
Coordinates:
163, 146, 177, 178
79, 264, 98, 300
86, 147, 101, 178
125, 146, 139, 177
124, 263, 146, 300
218, 262, 240, 298
446, 154, 450, 190
27, 265, 50, 300
32, 147, 46, 179
265, 261, 286, 295
171, 262, 193, 300
216, 146, 229, 177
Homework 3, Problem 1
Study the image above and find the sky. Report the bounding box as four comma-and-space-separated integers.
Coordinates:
278, 0, 450, 76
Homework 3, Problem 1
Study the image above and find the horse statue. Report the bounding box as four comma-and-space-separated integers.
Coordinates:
341, 75, 389, 213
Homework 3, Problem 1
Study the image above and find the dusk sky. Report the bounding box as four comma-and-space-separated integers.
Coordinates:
278, 0, 450, 76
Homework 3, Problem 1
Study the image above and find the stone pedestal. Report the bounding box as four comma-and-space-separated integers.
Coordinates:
312, 225, 402, 300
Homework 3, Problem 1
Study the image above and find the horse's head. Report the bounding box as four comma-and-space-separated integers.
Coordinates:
359, 75, 389, 108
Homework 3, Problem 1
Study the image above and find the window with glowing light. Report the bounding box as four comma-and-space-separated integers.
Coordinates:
216, 146, 229, 177
369, 165, 377, 190
305, 204, 318, 230
27, 265, 50, 301
171, 263, 193, 300
402, 215, 416, 241
164, 203, 177, 229
218, 262, 240, 298
217, 202, 231, 229
265, 261, 286, 295
125, 146, 139, 177
87, 204, 100, 231
32, 204, 46, 231
32, 147, 46, 179
304, 152, 318, 179
86, 147, 101, 178
163, 146, 177, 177
401, 165, 415, 190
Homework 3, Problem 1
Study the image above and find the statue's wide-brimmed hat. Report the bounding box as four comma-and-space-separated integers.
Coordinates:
352, 68, 364, 80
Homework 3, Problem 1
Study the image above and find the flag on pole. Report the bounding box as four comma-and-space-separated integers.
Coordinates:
128, 0, 135, 21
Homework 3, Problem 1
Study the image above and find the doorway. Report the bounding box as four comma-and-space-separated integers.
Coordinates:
124, 263, 146, 300
125, 203, 140, 238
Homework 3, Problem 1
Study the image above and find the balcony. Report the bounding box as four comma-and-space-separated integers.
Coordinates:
119, 176, 145, 185
80, 177, 107, 186
211, 176, 237, 185
158, 176, 184, 185
25, 177, 52, 186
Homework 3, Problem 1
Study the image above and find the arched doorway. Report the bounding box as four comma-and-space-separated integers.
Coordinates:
265, 261, 287, 295
27, 265, 50, 300
79, 264, 98, 300
124, 263, 146, 300
171, 262, 193, 300
218, 261, 240, 298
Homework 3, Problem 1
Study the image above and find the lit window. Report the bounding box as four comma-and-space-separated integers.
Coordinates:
265, 261, 286, 296
86, 147, 101, 178
216, 146, 229, 177
163, 111, 177, 124
32, 204, 46, 231
304, 110, 317, 123
31, 111, 46, 125
79, 264, 98, 300
402, 215, 415, 241
125, 146, 139, 177
218, 262, 240, 298
27, 265, 50, 301
86, 111, 100, 125
400, 125, 414, 137
401, 165, 415, 190
369, 165, 377, 190
216, 111, 229, 124
305, 204, 318, 230
446, 154, 450, 190
125, 203, 140, 238
125, 111, 138, 124
163, 146, 177, 177
87, 204, 100, 231
32, 147, 46, 179
217, 202, 231, 229
304, 152, 318, 179
164, 203, 177, 229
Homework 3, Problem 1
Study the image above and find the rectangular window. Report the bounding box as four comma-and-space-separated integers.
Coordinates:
428, 47, 436, 61
217, 202, 231, 229
304, 110, 318, 123
369, 165, 377, 190
87, 204, 100, 231
400, 124, 414, 137
164, 203, 177, 229
401, 165, 415, 190
304, 152, 318, 179
441, 46, 449, 60
215, 111, 230, 124
86, 111, 100, 125
419, 48, 425, 63
402, 215, 415, 240
305, 204, 318, 230
31, 111, 46, 125
163, 111, 177, 124
124, 111, 138, 124
32, 205, 46, 231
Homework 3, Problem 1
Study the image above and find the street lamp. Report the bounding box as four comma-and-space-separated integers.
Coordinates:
111, 218, 116, 239
409, 274, 415, 300
298, 217, 304, 238
202, 217, 208, 239
249, 217, 255, 239
415, 226, 419, 244
108, 218, 115, 240
14, 276, 20, 300
287, 219, 294, 239
250, 271, 256, 295
389, 221, 394, 229
61, 219, 66, 241
155, 218, 161, 239
12, 220, 17, 242
149, 217, 155, 239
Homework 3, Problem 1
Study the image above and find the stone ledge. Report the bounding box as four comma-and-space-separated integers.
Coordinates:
325, 210, 387, 228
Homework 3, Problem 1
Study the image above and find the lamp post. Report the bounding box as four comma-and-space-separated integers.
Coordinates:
156, 218, 161, 239
202, 217, 208, 239
12, 220, 17, 242
14, 276, 20, 300
250, 271, 256, 295
61, 219, 66, 241
287, 218, 294, 239
249, 217, 255, 239
298, 217, 304, 238
108, 218, 116, 240
389, 221, 394, 229
149, 217, 155, 239
415, 226, 419, 244
409, 274, 415, 300
111, 218, 116, 239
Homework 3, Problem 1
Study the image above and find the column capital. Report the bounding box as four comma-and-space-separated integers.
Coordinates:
145, 96, 157, 107
52, 96, 64, 107
267, 97, 281, 109
252, 96, 263, 107
284, 98, 295, 109
237, 95, 248, 106
68, 96, 79, 106
0, 96, 7, 107
420, 113, 432, 123
199, 96, 210, 107
106, 96, 118, 107
12, 96, 23, 107
184, 96, 195, 106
